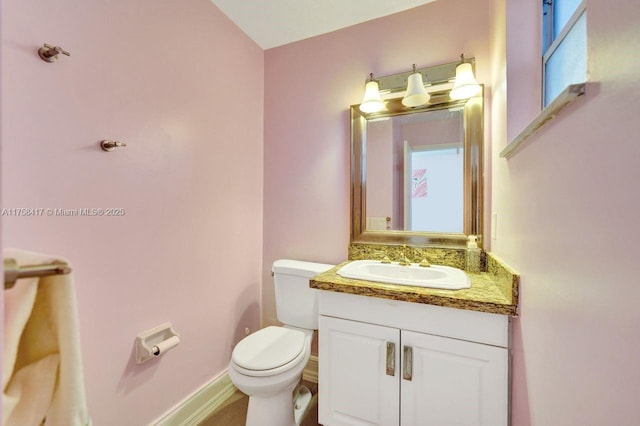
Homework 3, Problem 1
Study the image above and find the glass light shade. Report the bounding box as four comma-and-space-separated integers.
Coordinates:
402, 72, 430, 107
450, 62, 481, 100
359, 80, 385, 113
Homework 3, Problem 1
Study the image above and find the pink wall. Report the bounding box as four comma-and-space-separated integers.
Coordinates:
493, 0, 640, 424
1, 0, 263, 424
6, 0, 635, 423
262, 0, 493, 326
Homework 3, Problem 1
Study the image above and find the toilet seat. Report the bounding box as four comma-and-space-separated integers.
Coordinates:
231, 326, 308, 377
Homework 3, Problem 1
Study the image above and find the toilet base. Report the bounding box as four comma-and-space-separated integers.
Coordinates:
246, 380, 297, 426
245, 381, 313, 426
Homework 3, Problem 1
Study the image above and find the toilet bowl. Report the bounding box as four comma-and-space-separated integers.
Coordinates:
228, 260, 333, 426
228, 326, 313, 426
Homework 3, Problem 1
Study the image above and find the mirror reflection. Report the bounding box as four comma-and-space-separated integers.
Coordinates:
365, 108, 464, 233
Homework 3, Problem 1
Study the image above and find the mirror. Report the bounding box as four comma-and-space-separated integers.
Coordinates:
351, 88, 483, 248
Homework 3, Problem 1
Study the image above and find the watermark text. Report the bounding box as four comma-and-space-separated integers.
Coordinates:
2, 207, 126, 217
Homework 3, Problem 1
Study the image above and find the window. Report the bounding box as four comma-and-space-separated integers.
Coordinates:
542, 0, 587, 107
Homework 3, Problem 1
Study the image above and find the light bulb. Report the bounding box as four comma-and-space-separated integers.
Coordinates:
450, 62, 481, 100
359, 77, 385, 113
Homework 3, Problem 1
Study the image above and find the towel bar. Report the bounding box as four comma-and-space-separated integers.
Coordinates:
3, 258, 72, 289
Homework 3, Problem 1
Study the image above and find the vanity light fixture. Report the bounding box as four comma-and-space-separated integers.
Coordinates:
359, 73, 385, 113
402, 64, 430, 107
450, 54, 481, 100
357, 56, 481, 113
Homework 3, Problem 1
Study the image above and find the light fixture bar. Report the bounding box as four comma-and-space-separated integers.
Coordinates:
371, 58, 476, 94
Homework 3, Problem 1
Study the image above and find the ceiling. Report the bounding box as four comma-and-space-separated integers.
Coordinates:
209, 0, 437, 50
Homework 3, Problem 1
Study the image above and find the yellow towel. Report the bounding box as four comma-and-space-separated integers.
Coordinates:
3, 249, 90, 426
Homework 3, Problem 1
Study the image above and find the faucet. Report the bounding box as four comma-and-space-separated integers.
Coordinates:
375, 249, 392, 264
398, 245, 411, 266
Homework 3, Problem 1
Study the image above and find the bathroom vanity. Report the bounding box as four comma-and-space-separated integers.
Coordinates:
311, 251, 518, 426
329, 64, 519, 424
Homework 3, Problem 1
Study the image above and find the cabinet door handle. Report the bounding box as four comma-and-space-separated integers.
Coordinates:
386, 342, 396, 376
403, 345, 413, 381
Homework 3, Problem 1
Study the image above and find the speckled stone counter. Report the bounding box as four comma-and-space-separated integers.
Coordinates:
311, 246, 519, 316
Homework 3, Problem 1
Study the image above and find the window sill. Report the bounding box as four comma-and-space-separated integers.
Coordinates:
500, 83, 586, 159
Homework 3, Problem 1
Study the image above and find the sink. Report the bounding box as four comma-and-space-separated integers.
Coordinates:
336, 260, 471, 290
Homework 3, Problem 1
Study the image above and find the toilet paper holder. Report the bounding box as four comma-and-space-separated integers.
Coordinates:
135, 322, 181, 364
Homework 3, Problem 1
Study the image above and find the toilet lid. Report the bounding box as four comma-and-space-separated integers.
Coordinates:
232, 326, 305, 371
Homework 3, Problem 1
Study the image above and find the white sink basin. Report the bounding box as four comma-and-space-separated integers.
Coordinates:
336, 260, 471, 290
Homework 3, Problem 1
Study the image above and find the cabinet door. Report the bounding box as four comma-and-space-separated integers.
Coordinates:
319, 316, 400, 426
400, 330, 508, 426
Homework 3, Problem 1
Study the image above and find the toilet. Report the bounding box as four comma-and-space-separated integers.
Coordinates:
228, 259, 334, 426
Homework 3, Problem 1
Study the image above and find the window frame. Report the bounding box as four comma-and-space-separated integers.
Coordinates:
542, 0, 587, 107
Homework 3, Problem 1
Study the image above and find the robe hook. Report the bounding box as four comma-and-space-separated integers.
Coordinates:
38, 43, 70, 63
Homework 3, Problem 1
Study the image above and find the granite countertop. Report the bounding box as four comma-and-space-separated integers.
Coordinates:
310, 251, 519, 316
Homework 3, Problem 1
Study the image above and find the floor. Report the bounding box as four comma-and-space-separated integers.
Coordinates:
199, 380, 319, 426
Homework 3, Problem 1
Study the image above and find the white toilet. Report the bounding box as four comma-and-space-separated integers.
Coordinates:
228, 259, 334, 426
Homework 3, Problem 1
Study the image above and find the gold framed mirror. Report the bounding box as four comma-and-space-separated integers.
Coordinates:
351, 87, 483, 248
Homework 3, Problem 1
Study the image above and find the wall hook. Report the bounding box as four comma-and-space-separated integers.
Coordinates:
38, 43, 70, 63
100, 140, 127, 152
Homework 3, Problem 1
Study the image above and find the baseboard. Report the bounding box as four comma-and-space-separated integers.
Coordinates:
151, 370, 236, 426
303, 355, 318, 384
151, 356, 319, 426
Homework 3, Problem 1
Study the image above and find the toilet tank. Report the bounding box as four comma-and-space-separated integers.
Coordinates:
272, 259, 334, 330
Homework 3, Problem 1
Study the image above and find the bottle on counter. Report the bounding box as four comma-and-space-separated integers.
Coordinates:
466, 235, 481, 273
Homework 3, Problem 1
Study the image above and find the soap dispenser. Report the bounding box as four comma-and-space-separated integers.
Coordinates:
466, 235, 481, 273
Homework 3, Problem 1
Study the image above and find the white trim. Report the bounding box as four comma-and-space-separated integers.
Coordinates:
543, 1, 587, 63
150, 370, 237, 426
501, 83, 585, 159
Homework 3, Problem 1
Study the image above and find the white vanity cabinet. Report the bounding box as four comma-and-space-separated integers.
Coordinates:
318, 291, 510, 426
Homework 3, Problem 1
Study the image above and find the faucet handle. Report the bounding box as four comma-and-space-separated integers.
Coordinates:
419, 258, 431, 268
399, 245, 411, 266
